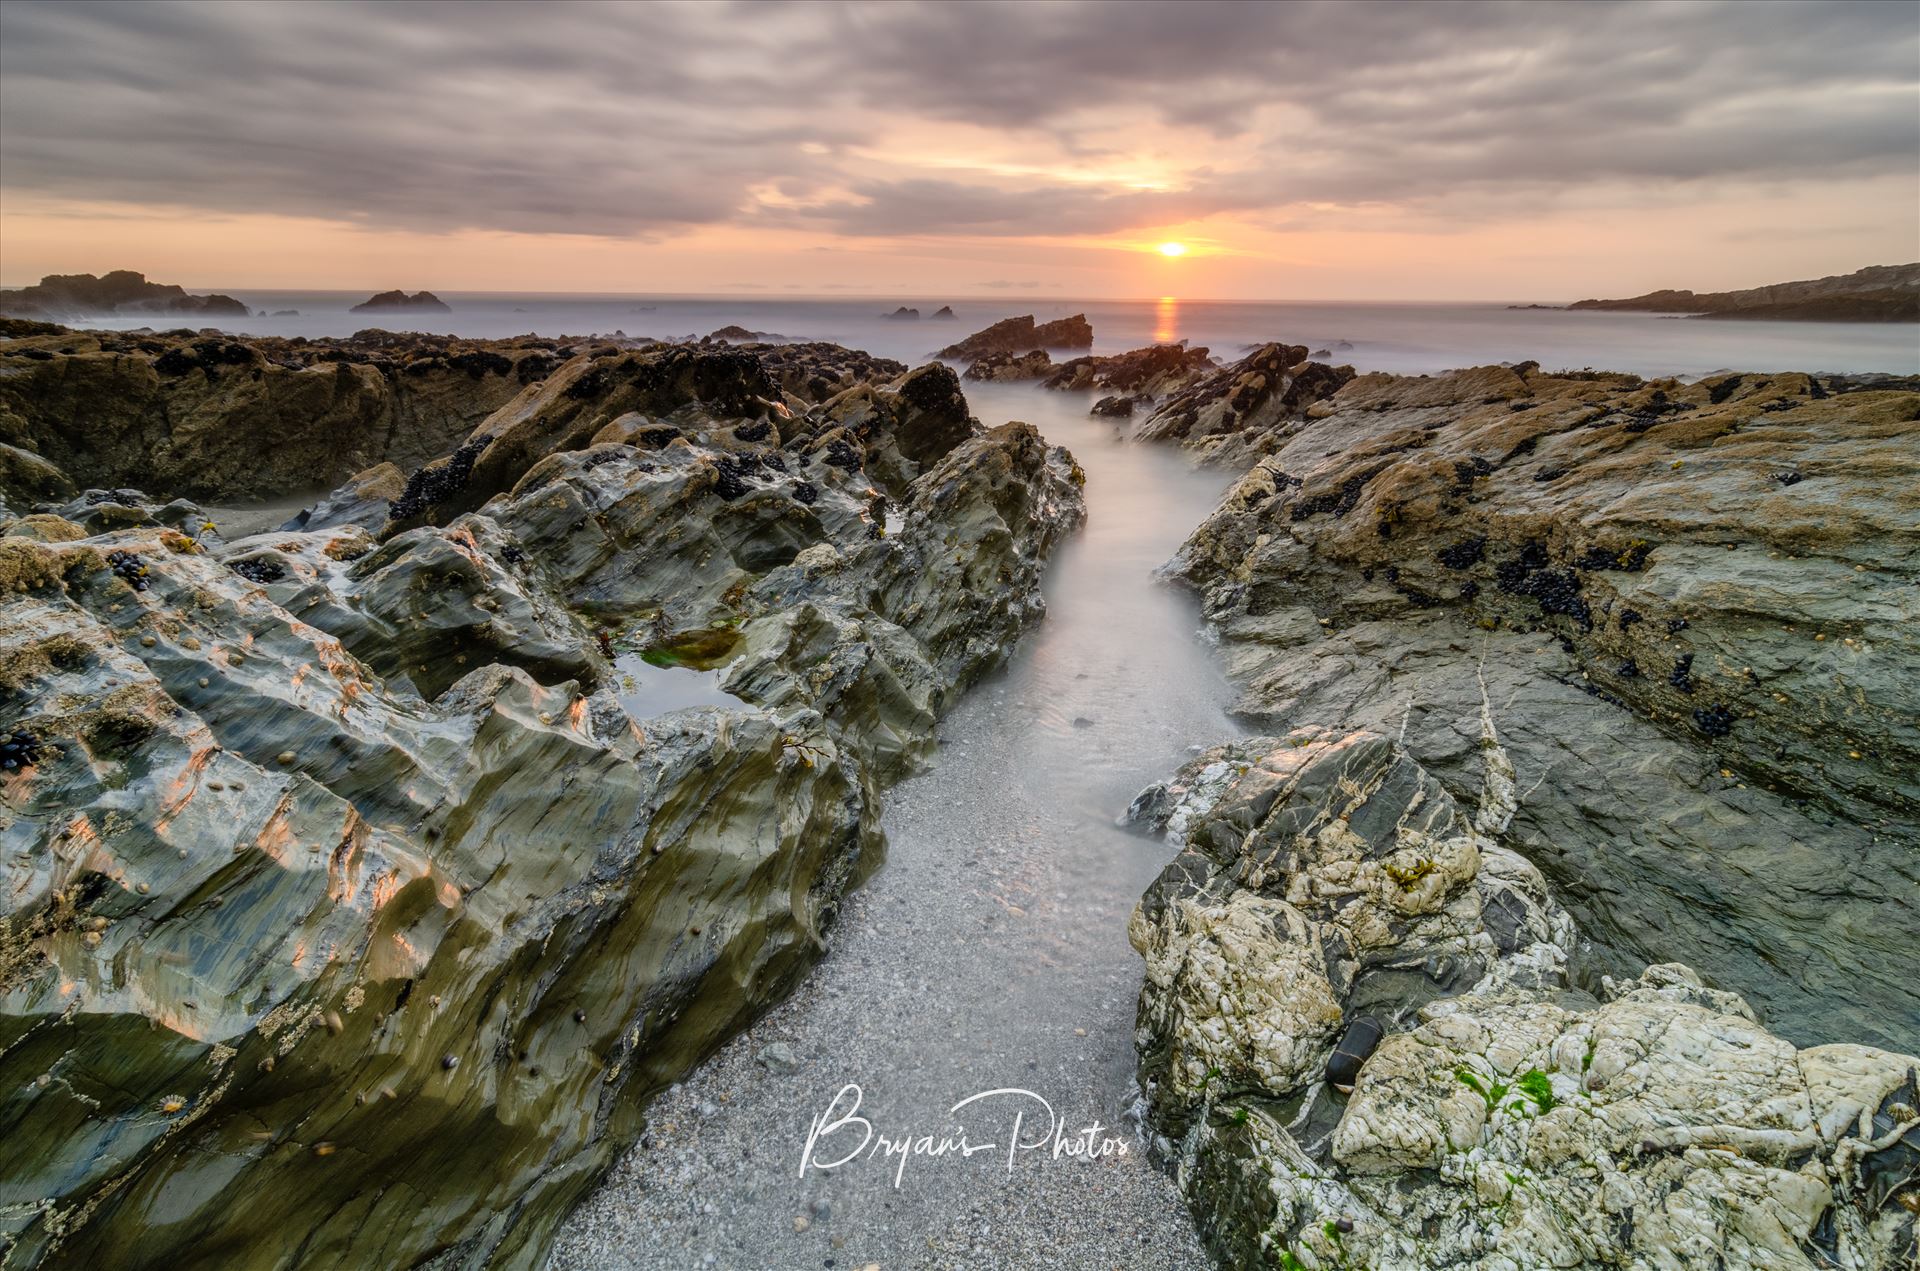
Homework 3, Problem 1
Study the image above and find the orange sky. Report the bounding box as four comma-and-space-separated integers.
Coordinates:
2, 2, 1916, 301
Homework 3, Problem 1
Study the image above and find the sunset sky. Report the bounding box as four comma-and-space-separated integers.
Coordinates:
2, 0, 1916, 301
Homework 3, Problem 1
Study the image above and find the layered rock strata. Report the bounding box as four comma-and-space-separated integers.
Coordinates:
0, 364, 1083, 1267
1161, 362, 1920, 1047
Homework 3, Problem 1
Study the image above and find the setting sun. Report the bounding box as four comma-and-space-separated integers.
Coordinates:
1157, 241, 1188, 257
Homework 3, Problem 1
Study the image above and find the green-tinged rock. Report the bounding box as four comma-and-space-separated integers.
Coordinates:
0, 377, 1084, 1267
1163, 363, 1920, 1046
1128, 730, 1919, 1271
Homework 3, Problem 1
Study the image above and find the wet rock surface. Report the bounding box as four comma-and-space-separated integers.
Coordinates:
1128, 729, 1919, 1271
0, 368, 1083, 1267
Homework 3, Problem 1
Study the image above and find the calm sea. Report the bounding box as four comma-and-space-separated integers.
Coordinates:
56, 291, 1920, 379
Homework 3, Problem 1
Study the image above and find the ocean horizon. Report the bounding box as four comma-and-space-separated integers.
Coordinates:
38, 289, 1920, 379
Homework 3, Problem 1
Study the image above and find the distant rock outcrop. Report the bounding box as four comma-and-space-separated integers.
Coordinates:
930, 305, 956, 320
0, 270, 248, 320
882, 306, 921, 321
350, 289, 453, 314
1571, 262, 1919, 321
937, 313, 1094, 360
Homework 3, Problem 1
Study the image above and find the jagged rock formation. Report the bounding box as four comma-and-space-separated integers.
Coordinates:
1042, 342, 1217, 401
962, 349, 1053, 382
349, 290, 452, 314
0, 365, 1084, 1267
882, 306, 920, 321
1128, 730, 1918, 1271
1136, 343, 1354, 460
1571, 263, 1920, 322
0, 271, 248, 321
1162, 362, 1920, 1049
930, 305, 956, 320
936, 313, 1093, 360
370, 348, 974, 538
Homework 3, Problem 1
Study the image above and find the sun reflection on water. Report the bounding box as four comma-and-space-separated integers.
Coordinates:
1153, 295, 1179, 345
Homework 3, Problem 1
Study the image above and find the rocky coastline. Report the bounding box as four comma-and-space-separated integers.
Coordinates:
3, 309, 1916, 1270
1122, 353, 1920, 1268
0, 325, 1082, 1265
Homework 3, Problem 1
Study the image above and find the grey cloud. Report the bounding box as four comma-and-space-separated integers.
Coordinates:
0, 0, 1913, 241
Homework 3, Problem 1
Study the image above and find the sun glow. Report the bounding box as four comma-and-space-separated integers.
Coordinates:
1157, 241, 1188, 257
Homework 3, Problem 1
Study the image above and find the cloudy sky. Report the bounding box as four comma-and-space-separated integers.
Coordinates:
1, 0, 1915, 299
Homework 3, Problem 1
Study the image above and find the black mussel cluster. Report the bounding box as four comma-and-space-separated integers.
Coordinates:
228, 558, 287, 585
390, 433, 494, 521
1669, 653, 1695, 693
1452, 455, 1495, 488
712, 455, 754, 501
2, 729, 44, 771
821, 438, 862, 471
1437, 536, 1487, 570
1691, 704, 1735, 737
106, 550, 150, 591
